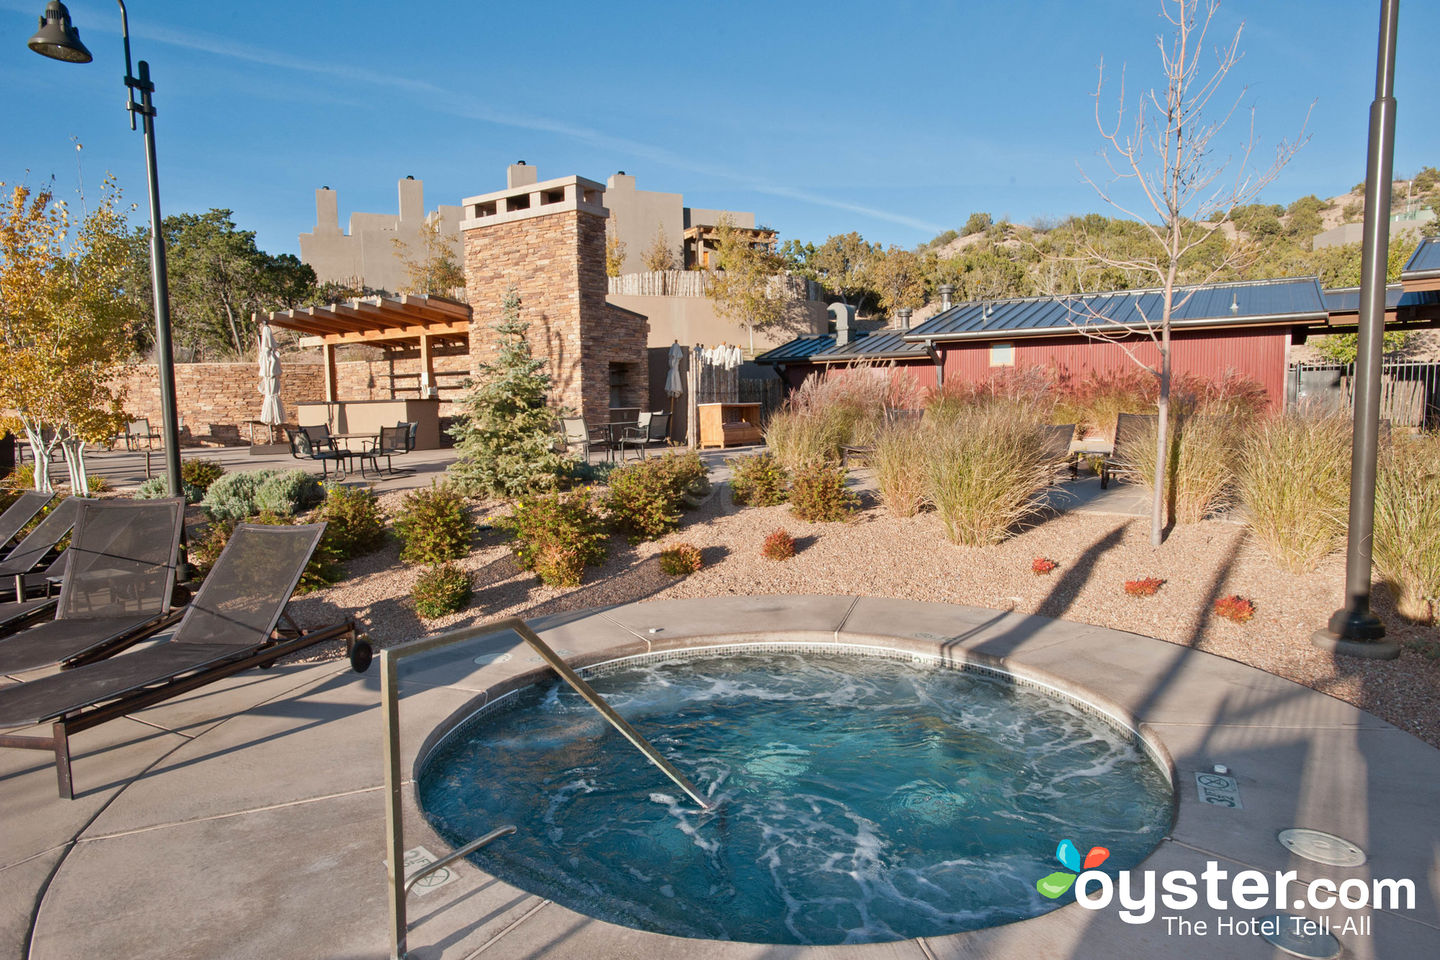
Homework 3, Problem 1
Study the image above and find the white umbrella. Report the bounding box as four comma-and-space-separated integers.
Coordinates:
665, 340, 685, 397
257, 322, 284, 443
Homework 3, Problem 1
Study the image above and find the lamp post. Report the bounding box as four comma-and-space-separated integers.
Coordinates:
1312, 0, 1402, 660
28, 0, 184, 502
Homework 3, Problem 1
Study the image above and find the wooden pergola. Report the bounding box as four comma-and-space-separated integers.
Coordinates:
262, 293, 471, 402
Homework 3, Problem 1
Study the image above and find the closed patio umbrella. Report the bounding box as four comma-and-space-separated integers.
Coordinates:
665, 340, 685, 398
257, 322, 284, 444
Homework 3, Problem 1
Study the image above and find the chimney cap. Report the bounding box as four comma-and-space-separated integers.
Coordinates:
405, 174, 414, 180
516, 159, 527, 165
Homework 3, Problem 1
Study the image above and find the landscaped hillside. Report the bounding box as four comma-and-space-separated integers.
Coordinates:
778, 168, 1440, 361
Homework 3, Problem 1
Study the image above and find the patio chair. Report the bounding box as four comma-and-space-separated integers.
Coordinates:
1100, 413, 1158, 489
121, 419, 161, 452
358, 425, 415, 478
619, 413, 672, 461
559, 416, 594, 461
1039, 424, 1077, 482
0, 491, 53, 560
0, 522, 367, 799
0, 498, 185, 676
286, 427, 349, 480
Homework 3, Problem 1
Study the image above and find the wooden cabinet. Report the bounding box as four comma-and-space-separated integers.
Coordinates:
697, 402, 763, 449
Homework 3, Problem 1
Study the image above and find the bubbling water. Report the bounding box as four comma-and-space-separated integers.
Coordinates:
418, 650, 1172, 945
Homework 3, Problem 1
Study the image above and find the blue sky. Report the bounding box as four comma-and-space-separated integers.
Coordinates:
3, 1, 1435, 257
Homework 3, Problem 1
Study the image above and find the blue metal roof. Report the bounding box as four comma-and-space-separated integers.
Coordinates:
905, 277, 1328, 342
1322, 283, 1437, 312
754, 335, 835, 363
1402, 237, 1440, 278
754, 330, 929, 364
811, 331, 928, 362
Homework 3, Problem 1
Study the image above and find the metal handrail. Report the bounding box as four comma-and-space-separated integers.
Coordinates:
402, 825, 516, 898
382, 615, 711, 959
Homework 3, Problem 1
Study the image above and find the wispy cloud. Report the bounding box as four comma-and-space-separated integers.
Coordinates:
13, 1, 941, 234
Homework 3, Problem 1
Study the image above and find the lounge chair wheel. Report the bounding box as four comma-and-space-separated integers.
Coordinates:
349, 639, 373, 673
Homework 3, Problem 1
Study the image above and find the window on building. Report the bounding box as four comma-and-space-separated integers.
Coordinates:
990, 342, 1015, 367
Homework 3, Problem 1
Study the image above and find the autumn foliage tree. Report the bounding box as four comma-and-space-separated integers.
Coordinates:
0, 178, 138, 492
393, 217, 465, 297
706, 216, 801, 348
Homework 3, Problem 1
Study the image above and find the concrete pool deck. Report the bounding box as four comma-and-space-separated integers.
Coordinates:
2, 596, 1436, 959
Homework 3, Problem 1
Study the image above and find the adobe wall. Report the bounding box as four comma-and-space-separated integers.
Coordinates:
117, 354, 472, 445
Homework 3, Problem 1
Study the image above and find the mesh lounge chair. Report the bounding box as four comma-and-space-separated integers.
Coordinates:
619, 412, 672, 461
0, 491, 53, 559
0, 550, 70, 637
1100, 413, 1158, 489
0, 522, 367, 798
1039, 424, 1078, 482
0, 498, 185, 676
0, 496, 84, 599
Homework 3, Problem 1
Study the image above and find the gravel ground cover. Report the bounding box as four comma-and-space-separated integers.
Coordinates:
283, 475, 1440, 749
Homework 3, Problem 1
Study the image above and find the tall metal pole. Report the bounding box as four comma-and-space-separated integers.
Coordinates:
1313, 0, 1401, 659
132, 60, 184, 499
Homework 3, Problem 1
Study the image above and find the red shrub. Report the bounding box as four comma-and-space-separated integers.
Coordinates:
761, 529, 796, 561
1032, 557, 1058, 575
1124, 577, 1166, 597
1213, 594, 1257, 623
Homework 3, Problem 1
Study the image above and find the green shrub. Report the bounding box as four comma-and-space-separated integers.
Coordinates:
1238, 414, 1350, 573
201, 469, 279, 521
319, 484, 386, 557
606, 453, 709, 543
729, 453, 789, 506
761, 528, 795, 561
135, 474, 204, 503
507, 488, 609, 587
187, 518, 235, 580
180, 458, 226, 496
254, 469, 325, 517
788, 462, 859, 522
1374, 434, 1440, 622
86, 475, 111, 494
922, 407, 1052, 545
1125, 413, 1238, 524
871, 423, 928, 518
658, 542, 703, 576
412, 563, 473, 619
394, 483, 474, 564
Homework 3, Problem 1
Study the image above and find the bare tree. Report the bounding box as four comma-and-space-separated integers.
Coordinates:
1068, 0, 1309, 546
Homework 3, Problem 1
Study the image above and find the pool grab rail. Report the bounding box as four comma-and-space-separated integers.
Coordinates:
402, 825, 517, 898
382, 615, 712, 959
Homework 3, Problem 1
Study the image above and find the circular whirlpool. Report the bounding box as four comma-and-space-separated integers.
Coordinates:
417, 646, 1173, 945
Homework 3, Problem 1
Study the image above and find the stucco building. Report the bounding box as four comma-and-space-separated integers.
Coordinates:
298, 177, 463, 294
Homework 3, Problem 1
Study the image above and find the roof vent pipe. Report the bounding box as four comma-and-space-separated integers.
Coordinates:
939, 284, 955, 312
829, 302, 856, 347
896, 307, 913, 331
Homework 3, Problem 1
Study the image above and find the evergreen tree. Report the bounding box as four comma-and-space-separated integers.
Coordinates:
446, 289, 571, 498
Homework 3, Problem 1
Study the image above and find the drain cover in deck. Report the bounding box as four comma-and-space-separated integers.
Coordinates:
1261, 913, 1342, 959
1278, 828, 1366, 866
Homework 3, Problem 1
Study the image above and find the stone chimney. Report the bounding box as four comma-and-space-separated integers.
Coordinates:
896, 307, 913, 331
507, 161, 538, 189
829, 302, 856, 347
939, 284, 956, 312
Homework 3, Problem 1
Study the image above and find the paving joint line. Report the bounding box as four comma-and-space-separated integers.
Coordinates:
468, 898, 552, 956
78, 784, 386, 842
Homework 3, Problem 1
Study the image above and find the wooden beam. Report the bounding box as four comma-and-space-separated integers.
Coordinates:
297, 320, 469, 348
323, 343, 338, 403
